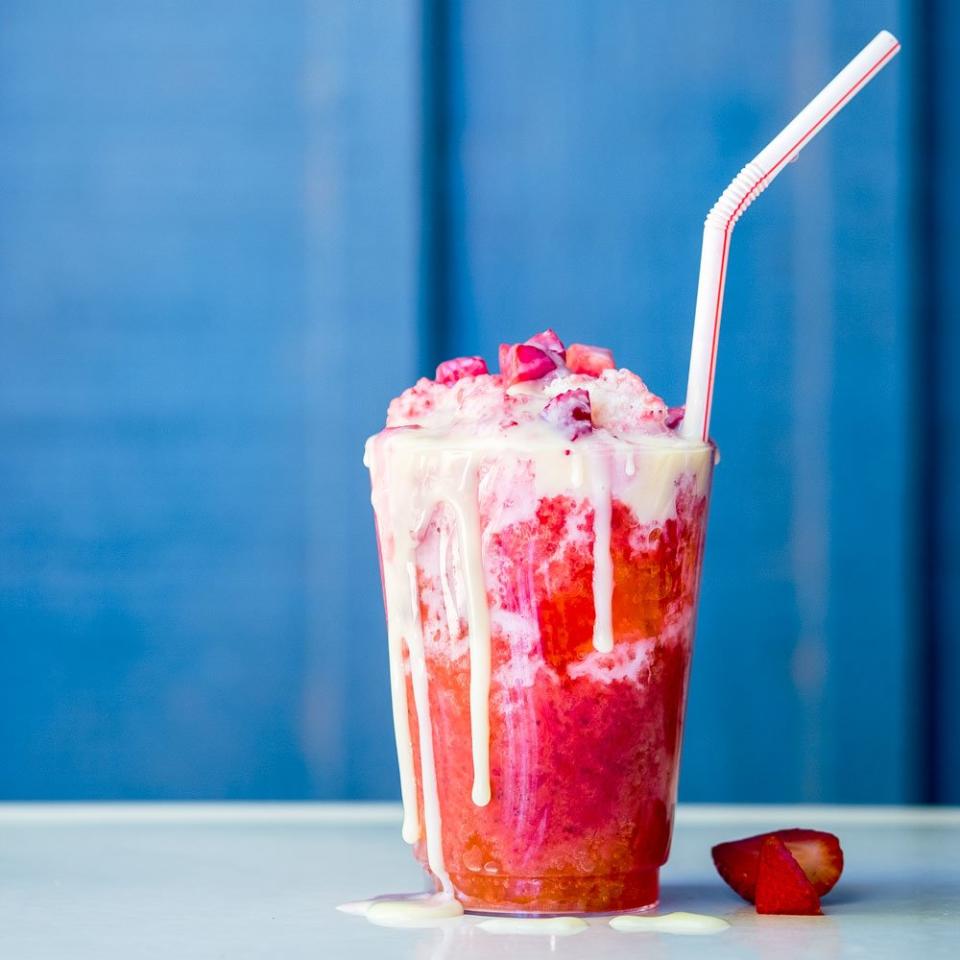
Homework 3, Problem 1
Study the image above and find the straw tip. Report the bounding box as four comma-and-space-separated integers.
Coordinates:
876, 29, 901, 50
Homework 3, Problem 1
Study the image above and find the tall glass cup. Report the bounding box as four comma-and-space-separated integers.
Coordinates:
366, 426, 714, 914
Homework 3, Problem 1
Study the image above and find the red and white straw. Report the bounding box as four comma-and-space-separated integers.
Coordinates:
680, 30, 901, 442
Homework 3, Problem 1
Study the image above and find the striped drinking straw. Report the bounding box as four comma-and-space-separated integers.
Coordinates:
680, 30, 901, 442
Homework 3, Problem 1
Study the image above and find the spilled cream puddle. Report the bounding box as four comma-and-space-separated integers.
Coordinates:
610, 911, 730, 935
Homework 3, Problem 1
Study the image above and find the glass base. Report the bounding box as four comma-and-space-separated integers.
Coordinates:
448, 868, 659, 916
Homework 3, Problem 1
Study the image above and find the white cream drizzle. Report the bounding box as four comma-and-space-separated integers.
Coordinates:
444, 458, 492, 807
376, 459, 420, 844
364, 893, 465, 927
437, 524, 461, 651
366, 426, 713, 898
570, 451, 585, 488
335, 899, 375, 916
609, 911, 730, 935
404, 559, 451, 890
589, 451, 614, 652
477, 917, 588, 936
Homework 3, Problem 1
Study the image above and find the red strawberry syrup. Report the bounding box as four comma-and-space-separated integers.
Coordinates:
399, 473, 711, 913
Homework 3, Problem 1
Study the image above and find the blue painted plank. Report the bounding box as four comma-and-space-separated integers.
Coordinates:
822, 8, 918, 802
444, 0, 914, 800
0, 1, 423, 798
0, 1, 311, 799
931, 0, 960, 803
302, 1, 425, 798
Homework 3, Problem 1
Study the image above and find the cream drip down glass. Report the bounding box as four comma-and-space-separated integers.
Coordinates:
365, 333, 714, 914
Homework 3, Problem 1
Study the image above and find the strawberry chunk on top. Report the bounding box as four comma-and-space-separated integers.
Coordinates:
566, 342, 615, 376
499, 343, 557, 385
665, 406, 685, 430
435, 355, 489, 385
526, 328, 566, 357
387, 330, 672, 437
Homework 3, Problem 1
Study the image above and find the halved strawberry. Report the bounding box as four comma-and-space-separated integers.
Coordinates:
711, 829, 843, 903
755, 836, 822, 915
776, 829, 844, 896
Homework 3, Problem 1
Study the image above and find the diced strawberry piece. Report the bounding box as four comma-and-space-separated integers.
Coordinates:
527, 328, 566, 355
499, 343, 557, 385
541, 389, 592, 440
435, 355, 488, 385
711, 829, 844, 903
565, 343, 615, 376
755, 836, 822, 915
665, 406, 685, 430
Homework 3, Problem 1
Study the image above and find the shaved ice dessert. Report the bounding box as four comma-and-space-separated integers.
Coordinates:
365, 330, 714, 913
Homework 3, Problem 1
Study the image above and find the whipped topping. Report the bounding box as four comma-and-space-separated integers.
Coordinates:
387, 367, 674, 441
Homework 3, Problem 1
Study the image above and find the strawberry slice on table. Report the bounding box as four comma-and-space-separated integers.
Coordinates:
754, 836, 823, 916
711, 828, 843, 902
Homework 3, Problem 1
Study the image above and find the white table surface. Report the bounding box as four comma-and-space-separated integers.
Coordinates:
1, 803, 957, 959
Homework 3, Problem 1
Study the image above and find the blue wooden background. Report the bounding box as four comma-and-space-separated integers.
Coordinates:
1, 1, 955, 802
